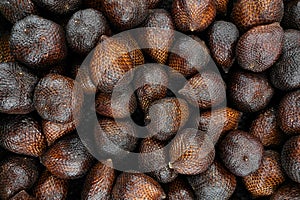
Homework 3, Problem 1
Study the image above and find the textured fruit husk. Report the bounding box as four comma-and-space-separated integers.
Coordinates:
281, 0, 300, 30
10, 190, 36, 200
282, 29, 300, 53
72, 64, 97, 94
0, 34, 14, 63
270, 183, 300, 200
32, 0, 82, 15
167, 177, 195, 200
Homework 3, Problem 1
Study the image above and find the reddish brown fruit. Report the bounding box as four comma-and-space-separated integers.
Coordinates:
231, 0, 284, 31
219, 130, 264, 177
169, 128, 215, 175
102, 0, 148, 30
34, 74, 84, 124
81, 160, 115, 200
40, 135, 94, 179
32, 0, 82, 15
172, 0, 216, 32
282, 0, 300, 30
33, 170, 68, 200
10, 15, 67, 68
179, 71, 226, 109
10, 190, 36, 200
282, 29, 300, 53
281, 135, 300, 183
139, 137, 178, 183
278, 90, 300, 134
236, 23, 284, 72
271, 183, 300, 200
146, 98, 189, 141
0, 156, 39, 200
72, 65, 97, 95
187, 161, 237, 200
208, 21, 239, 73
243, 150, 285, 197
147, 0, 162, 8
112, 173, 166, 199
0, 115, 47, 157
0, 62, 38, 114
228, 70, 274, 113
169, 35, 210, 77
0, 0, 38, 23
167, 177, 195, 200
213, 0, 229, 15
249, 108, 283, 147
0, 33, 14, 63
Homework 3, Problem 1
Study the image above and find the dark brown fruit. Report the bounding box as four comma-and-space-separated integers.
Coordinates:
147, 0, 161, 8
42, 120, 76, 146
33, 170, 68, 200
228, 70, 274, 113
81, 160, 115, 200
72, 64, 97, 94
270, 47, 300, 91
172, 0, 216, 32
32, 0, 82, 15
0, 115, 47, 157
282, 29, 300, 53
146, 97, 189, 141
139, 137, 178, 183
187, 161, 237, 200
0, 62, 38, 114
10, 190, 36, 200
167, 177, 194, 200
10, 15, 67, 68
282, 0, 300, 30
169, 128, 215, 175
213, 0, 229, 15
169, 35, 210, 77
82, 0, 103, 12
250, 108, 283, 147
112, 173, 166, 199
281, 135, 300, 183
94, 118, 138, 160
278, 90, 300, 134
231, 0, 284, 31
208, 21, 239, 73
135, 64, 168, 114
102, 0, 148, 30
243, 150, 285, 197
141, 9, 174, 64
0, 33, 14, 63
66, 9, 111, 55
0, 0, 37, 23
236, 23, 284, 72
33, 74, 84, 124
219, 130, 264, 177
95, 86, 137, 119
89, 36, 134, 93
0, 156, 39, 200
196, 107, 242, 145
271, 183, 300, 200
179, 71, 226, 109
40, 135, 94, 179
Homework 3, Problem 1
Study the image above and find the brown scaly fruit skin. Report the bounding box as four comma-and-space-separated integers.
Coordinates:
102, 0, 148, 31
196, 107, 242, 145
208, 21, 239, 73
169, 128, 215, 175
282, 29, 300, 53
167, 177, 195, 200
0, 0, 38, 23
71, 65, 97, 95
120, 33, 145, 66
0, 33, 14, 63
33, 170, 68, 200
0, 115, 47, 157
112, 173, 166, 199
219, 130, 264, 177
282, 0, 300, 30
0, 62, 38, 114
33, 74, 84, 124
281, 135, 300, 183
228, 70, 274, 113
172, 0, 216, 32
271, 183, 300, 200
40, 135, 94, 180
236, 23, 284, 72
169, 35, 210, 77
83, 0, 103, 12
10, 190, 36, 200
187, 161, 237, 200
146, 98, 189, 141
139, 137, 178, 183
147, 0, 162, 8
0, 156, 39, 200
32, 0, 82, 15
179, 70, 226, 109
10, 15, 67, 68
231, 0, 284, 31
249, 108, 284, 147
243, 150, 285, 198
213, 0, 229, 15
81, 161, 115, 200
66, 8, 111, 55
277, 90, 300, 134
